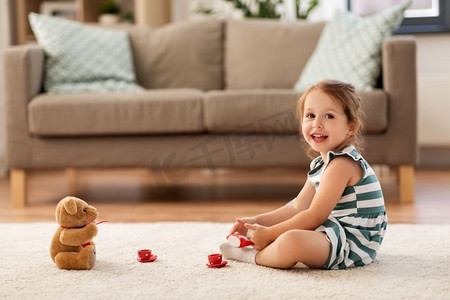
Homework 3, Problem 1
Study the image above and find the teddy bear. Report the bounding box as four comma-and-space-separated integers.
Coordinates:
50, 196, 99, 270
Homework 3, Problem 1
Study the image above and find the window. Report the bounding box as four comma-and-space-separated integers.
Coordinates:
347, 0, 450, 33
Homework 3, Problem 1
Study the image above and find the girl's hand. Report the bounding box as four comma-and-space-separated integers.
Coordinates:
244, 223, 273, 250
229, 217, 256, 235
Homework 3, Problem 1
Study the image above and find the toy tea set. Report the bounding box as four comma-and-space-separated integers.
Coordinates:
50, 196, 254, 270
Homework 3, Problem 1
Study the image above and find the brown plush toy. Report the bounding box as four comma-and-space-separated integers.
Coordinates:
50, 196, 99, 270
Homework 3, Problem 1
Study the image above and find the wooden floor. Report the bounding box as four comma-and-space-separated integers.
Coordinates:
1, 167, 449, 224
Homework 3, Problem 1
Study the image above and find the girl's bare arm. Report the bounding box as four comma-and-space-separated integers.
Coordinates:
255, 180, 316, 226
229, 179, 316, 234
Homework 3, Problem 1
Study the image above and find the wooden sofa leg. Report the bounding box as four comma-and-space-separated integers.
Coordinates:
398, 165, 415, 204
10, 169, 27, 208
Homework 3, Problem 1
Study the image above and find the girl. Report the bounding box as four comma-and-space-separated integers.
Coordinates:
220, 80, 387, 269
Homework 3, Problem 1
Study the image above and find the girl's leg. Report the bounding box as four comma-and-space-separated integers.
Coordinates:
220, 243, 258, 264
255, 229, 330, 269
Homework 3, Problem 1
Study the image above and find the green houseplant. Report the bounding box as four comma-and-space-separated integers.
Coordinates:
99, 0, 121, 25
100, 0, 120, 14
225, 0, 283, 19
196, 0, 319, 20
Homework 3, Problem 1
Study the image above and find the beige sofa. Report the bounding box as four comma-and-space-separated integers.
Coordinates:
3, 19, 417, 207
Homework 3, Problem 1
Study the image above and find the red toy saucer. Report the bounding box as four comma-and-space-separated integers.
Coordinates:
138, 255, 157, 263
206, 260, 228, 268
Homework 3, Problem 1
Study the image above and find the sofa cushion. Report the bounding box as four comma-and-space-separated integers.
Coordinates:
225, 19, 325, 89
295, 2, 409, 92
128, 19, 223, 90
28, 13, 143, 93
203, 90, 388, 134
28, 89, 204, 136
204, 90, 300, 133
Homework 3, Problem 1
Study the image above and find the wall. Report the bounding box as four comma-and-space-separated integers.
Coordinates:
415, 33, 450, 166
415, 34, 450, 146
0, 0, 13, 176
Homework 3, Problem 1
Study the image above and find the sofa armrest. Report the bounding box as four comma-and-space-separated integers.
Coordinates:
381, 36, 418, 165
2, 45, 45, 168
3, 45, 44, 98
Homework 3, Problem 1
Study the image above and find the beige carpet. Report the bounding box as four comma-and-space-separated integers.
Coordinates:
1, 222, 449, 299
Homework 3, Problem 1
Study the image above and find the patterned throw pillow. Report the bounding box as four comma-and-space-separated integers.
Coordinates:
29, 13, 143, 93
294, 1, 410, 92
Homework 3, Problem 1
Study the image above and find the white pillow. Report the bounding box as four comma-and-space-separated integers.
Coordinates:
295, 1, 410, 92
29, 13, 143, 93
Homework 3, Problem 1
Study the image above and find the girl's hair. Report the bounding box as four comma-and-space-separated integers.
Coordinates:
297, 80, 366, 158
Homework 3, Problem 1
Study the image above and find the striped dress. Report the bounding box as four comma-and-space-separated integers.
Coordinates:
308, 145, 387, 269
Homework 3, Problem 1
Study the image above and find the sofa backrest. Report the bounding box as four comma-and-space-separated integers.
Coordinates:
127, 18, 325, 91
225, 19, 325, 89
128, 19, 224, 90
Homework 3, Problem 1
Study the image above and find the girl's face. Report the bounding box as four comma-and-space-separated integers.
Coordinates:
302, 90, 353, 159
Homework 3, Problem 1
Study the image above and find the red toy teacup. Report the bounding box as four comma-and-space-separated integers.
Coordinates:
227, 233, 255, 248
207, 253, 227, 268
137, 249, 157, 263
208, 253, 222, 265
